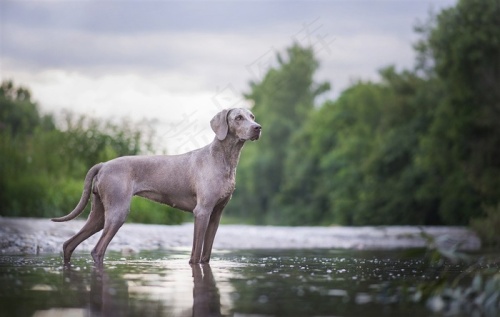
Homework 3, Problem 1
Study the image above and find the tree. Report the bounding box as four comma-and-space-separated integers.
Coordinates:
0, 80, 185, 224
278, 67, 443, 226
0, 81, 55, 135
266, 0, 500, 227
416, 0, 500, 225
227, 44, 329, 223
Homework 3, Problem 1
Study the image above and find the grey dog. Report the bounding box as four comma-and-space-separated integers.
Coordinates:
52, 108, 261, 267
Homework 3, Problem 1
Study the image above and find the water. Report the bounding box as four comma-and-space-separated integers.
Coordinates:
0, 249, 481, 316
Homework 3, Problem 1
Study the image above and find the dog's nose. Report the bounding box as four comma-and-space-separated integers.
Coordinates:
253, 124, 262, 132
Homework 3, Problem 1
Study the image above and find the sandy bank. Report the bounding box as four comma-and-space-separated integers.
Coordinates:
0, 217, 481, 255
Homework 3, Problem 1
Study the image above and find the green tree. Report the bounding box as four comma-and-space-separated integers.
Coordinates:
0, 81, 56, 216
0, 81, 54, 136
278, 67, 441, 226
416, 0, 500, 226
227, 44, 329, 223
249, 0, 499, 228
0, 80, 185, 224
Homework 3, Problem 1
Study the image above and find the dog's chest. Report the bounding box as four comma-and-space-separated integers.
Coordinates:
216, 173, 236, 201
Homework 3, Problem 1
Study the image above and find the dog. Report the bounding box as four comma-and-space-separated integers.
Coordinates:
52, 108, 261, 266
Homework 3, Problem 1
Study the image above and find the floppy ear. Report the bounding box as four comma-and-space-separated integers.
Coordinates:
210, 109, 230, 140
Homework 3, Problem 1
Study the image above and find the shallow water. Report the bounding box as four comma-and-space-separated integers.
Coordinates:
0, 248, 479, 317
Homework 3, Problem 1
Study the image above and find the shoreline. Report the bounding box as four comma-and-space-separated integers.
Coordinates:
0, 217, 481, 255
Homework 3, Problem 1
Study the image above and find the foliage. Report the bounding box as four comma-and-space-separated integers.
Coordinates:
424, 266, 500, 316
0, 80, 186, 224
227, 44, 330, 224
278, 70, 443, 225
228, 0, 500, 231
413, 0, 500, 227
351, 232, 500, 316
471, 204, 500, 247
413, 232, 500, 316
129, 197, 187, 225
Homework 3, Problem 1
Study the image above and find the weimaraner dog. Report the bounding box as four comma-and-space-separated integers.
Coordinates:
52, 108, 261, 267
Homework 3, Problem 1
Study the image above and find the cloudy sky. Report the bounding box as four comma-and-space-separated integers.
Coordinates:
1, 0, 455, 154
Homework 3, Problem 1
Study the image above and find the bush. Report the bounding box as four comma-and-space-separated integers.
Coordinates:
128, 197, 187, 225
2, 173, 48, 218
471, 204, 500, 248
1, 81, 187, 225
46, 178, 92, 219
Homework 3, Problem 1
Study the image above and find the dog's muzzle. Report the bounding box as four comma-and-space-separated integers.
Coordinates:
250, 125, 262, 141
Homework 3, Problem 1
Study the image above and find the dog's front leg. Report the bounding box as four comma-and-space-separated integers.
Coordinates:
201, 208, 225, 263
190, 206, 211, 264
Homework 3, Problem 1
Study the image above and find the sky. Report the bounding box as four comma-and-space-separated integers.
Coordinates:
0, 0, 456, 154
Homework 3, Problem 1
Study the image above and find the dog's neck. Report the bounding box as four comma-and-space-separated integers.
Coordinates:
210, 135, 245, 178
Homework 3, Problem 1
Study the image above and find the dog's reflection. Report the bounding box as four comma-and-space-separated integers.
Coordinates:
191, 264, 222, 317
62, 263, 222, 317
89, 269, 129, 317
62, 267, 128, 317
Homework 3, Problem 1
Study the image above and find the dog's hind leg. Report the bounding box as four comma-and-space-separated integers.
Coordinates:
90, 182, 132, 268
90, 207, 129, 268
62, 193, 105, 266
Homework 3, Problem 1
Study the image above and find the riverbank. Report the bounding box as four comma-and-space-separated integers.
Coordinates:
0, 217, 481, 255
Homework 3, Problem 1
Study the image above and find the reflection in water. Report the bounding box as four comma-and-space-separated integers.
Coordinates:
191, 264, 221, 317
1, 249, 494, 316
56, 267, 130, 317
60, 262, 224, 317
89, 269, 129, 317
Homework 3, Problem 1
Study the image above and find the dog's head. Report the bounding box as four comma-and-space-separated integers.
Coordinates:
211, 108, 261, 142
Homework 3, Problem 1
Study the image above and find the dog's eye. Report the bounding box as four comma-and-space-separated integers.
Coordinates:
250, 115, 255, 120
235, 115, 243, 121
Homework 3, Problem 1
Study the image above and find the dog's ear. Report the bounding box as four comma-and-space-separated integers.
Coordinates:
210, 109, 231, 141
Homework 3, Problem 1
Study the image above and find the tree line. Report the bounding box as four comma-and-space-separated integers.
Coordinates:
226, 0, 500, 245
0, 81, 186, 224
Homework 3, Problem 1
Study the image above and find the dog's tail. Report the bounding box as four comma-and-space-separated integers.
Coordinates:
51, 163, 104, 222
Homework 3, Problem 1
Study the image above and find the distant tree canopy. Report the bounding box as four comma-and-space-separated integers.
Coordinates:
228, 44, 330, 224
227, 0, 500, 238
